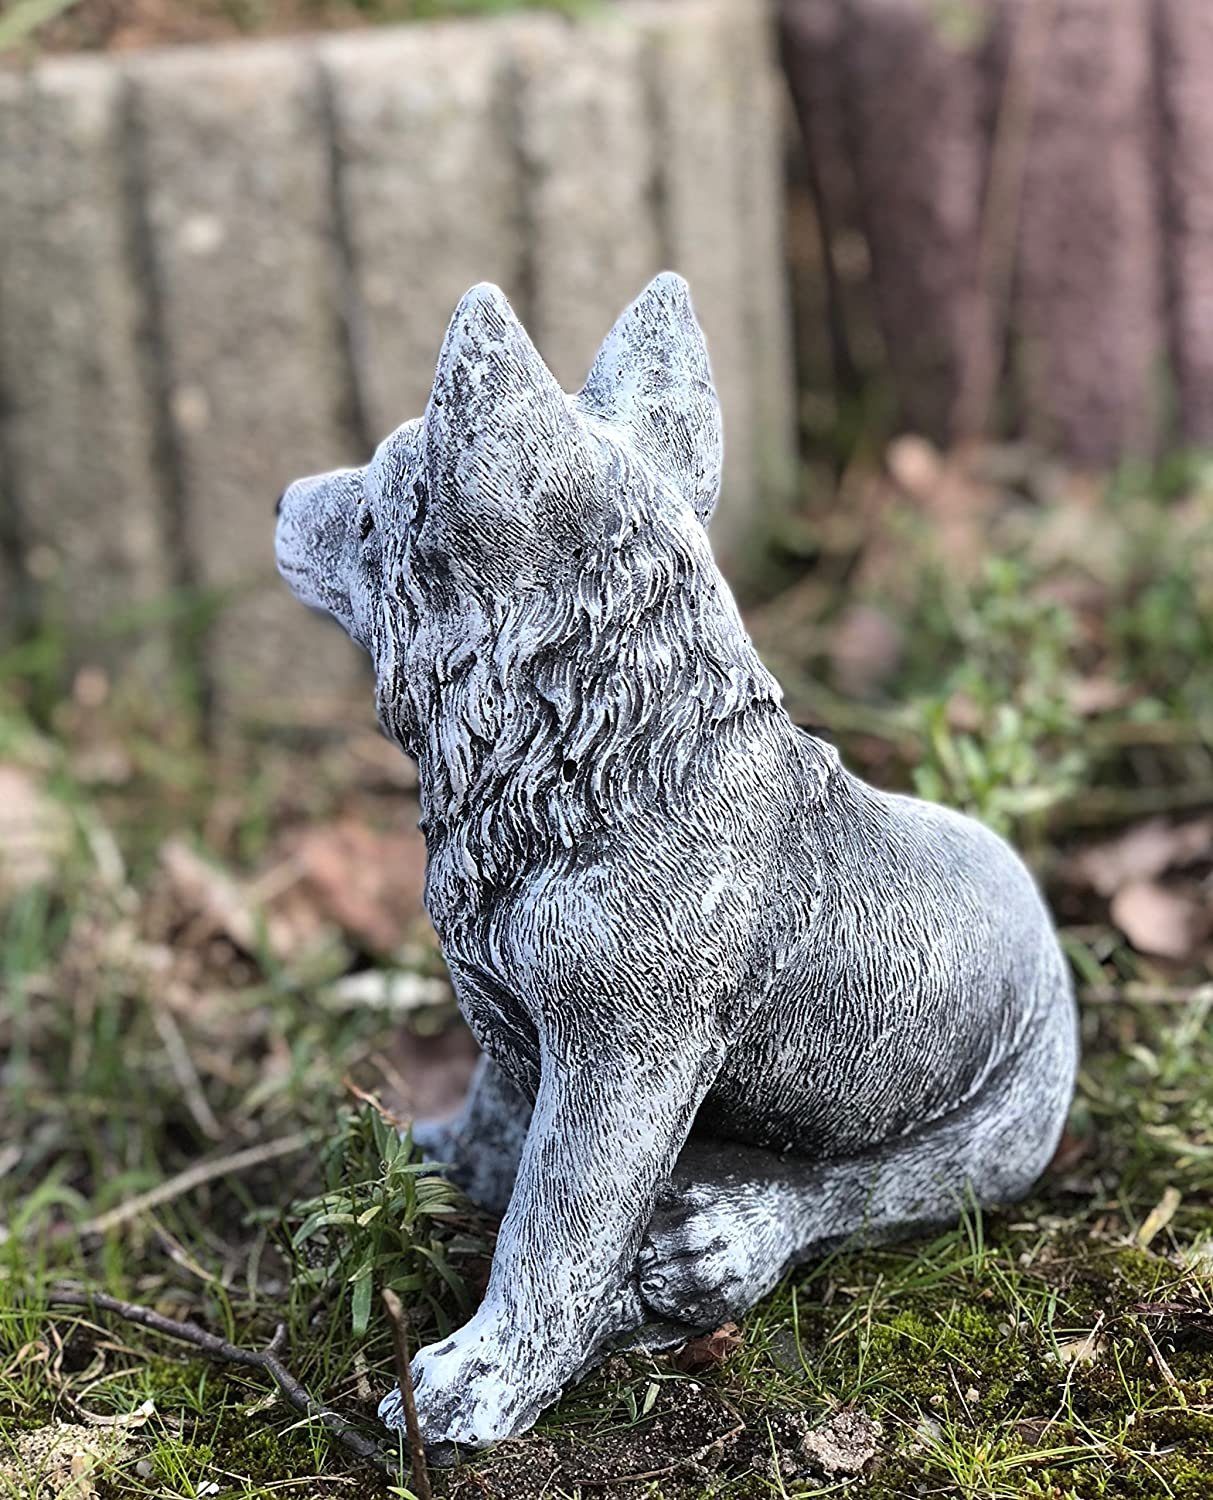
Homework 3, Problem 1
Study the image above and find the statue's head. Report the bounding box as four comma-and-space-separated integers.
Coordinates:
275, 273, 744, 764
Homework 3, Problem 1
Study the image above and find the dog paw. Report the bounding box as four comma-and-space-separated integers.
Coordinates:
637, 1184, 783, 1328
378, 1311, 550, 1451
378, 1386, 456, 1468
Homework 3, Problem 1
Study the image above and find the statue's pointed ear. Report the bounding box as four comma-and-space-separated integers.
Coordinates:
579, 272, 723, 525
423, 284, 599, 565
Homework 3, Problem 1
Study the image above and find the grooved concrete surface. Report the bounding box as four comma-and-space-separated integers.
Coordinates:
0, 0, 795, 726
127, 40, 366, 723
1013, 0, 1160, 464
844, 0, 988, 443
319, 22, 523, 438
514, 16, 661, 392
644, 1, 753, 565
726, 1, 798, 532
0, 58, 169, 677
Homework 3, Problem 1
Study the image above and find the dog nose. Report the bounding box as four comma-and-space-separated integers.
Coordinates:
275, 488, 286, 518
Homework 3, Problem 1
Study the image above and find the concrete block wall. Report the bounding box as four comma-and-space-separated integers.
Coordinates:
0, 60, 171, 673
0, 0, 796, 728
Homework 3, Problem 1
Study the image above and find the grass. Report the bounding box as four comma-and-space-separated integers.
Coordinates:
2, 446, 1213, 1497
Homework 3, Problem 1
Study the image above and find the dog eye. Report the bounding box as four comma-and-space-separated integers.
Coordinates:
358, 505, 375, 542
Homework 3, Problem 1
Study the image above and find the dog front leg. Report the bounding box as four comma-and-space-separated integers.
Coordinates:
383, 1039, 719, 1449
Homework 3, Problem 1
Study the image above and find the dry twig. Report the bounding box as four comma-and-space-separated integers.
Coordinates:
151, 1004, 224, 1141
1080, 983, 1213, 1007
49, 1287, 385, 1467
1136, 1317, 1178, 1387
1135, 1301, 1213, 1335
382, 1288, 432, 1500
75, 1132, 315, 1239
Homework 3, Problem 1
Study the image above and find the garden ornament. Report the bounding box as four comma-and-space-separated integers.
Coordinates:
275, 273, 1078, 1454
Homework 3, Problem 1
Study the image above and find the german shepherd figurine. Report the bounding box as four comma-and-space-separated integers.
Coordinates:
275, 274, 1077, 1452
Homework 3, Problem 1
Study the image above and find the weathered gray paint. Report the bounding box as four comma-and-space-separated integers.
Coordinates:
0, 58, 169, 676
276, 275, 1077, 1453
126, 39, 368, 724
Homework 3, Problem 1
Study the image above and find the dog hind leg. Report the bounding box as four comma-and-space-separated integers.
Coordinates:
412, 1054, 533, 1217
638, 1005, 1076, 1328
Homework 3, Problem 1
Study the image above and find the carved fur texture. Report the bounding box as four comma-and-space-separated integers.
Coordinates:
275, 273, 1078, 1454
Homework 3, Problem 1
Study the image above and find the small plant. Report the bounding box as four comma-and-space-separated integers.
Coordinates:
1103, 486, 1213, 725
287, 1104, 486, 1341
907, 558, 1088, 836
775, 461, 1213, 839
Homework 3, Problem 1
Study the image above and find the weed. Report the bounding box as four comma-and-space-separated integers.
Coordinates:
286, 1106, 485, 1340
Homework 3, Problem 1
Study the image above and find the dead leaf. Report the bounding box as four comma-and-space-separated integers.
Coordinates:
828, 605, 902, 697
157, 839, 262, 954
1047, 1128, 1090, 1174
69, 743, 134, 787
1136, 1186, 1182, 1249
946, 691, 983, 733
74, 1397, 156, 1430
343, 1077, 412, 1132
287, 818, 427, 954
1110, 880, 1207, 960
800, 1407, 882, 1476
1012, 1416, 1053, 1444
374, 1021, 481, 1124
670, 1322, 742, 1372
0, 764, 72, 900
886, 435, 943, 500
884, 440, 996, 566
1052, 1328, 1106, 1365
322, 970, 451, 1014
1069, 817, 1213, 898
1067, 676, 1133, 717
150, 840, 326, 968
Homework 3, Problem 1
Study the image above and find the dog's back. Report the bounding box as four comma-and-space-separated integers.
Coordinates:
700, 742, 1076, 1162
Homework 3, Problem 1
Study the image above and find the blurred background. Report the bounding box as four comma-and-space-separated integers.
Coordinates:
2, 2, 1213, 1496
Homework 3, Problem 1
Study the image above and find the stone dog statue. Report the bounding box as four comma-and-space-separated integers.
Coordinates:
275, 273, 1078, 1452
